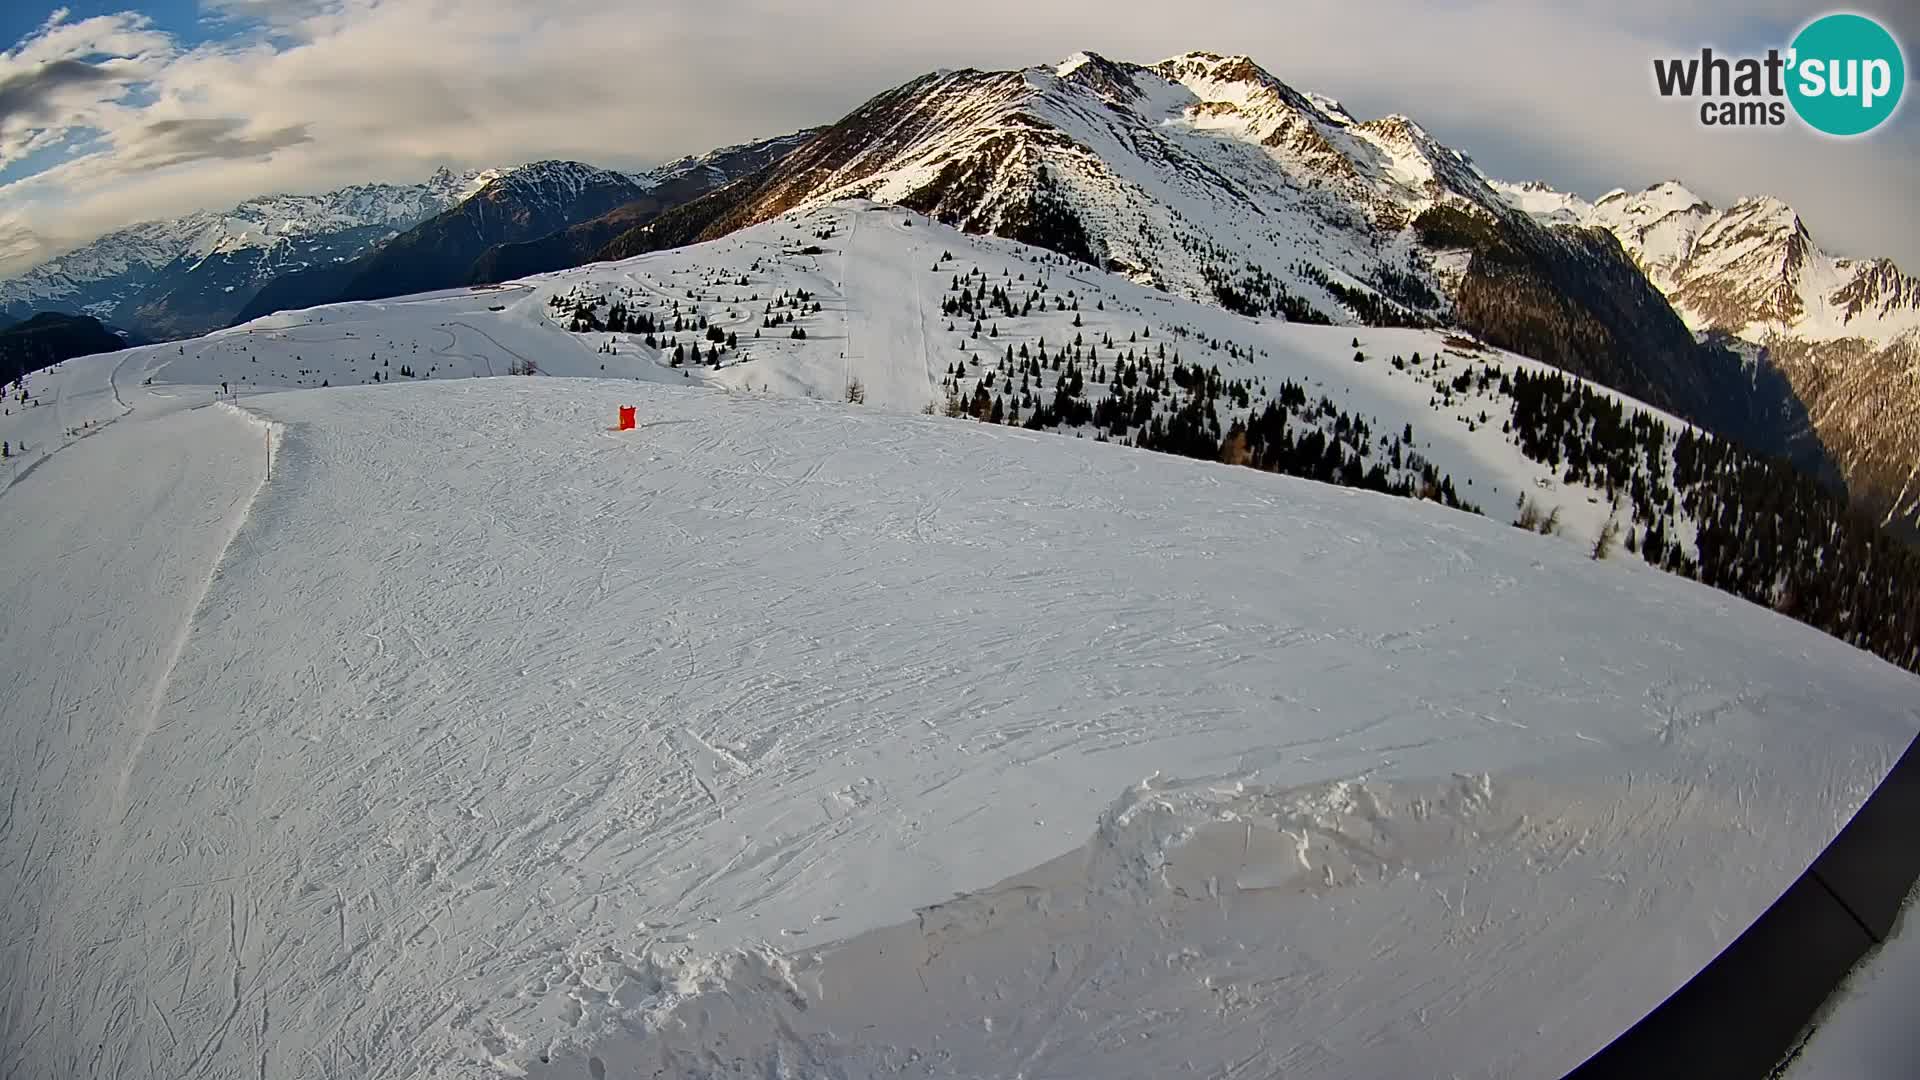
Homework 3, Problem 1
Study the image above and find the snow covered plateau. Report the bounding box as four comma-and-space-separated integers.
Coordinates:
2, 203, 1917, 1079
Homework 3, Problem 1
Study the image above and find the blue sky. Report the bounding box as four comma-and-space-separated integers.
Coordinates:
0, 3, 212, 192
1, 2, 196, 45
0, 1, 1914, 276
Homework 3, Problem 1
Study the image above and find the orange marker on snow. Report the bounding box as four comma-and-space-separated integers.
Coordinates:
617, 405, 636, 430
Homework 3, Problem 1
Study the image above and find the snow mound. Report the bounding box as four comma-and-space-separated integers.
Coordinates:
530, 766, 1893, 1079
526, 770, 1541, 1078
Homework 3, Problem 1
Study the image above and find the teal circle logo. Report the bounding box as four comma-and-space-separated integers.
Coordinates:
1787, 13, 1905, 136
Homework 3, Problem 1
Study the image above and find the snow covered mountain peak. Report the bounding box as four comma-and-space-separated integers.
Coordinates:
1035, 49, 1144, 103
1524, 179, 1917, 342
1723, 194, 1807, 240
1491, 179, 1591, 225
423, 163, 499, 201
1306, 91, 1356, 123
1358, 113, 1432, 140
474, 160, 637, 204
1054, 50, 1099, 77
1609, 179, 1710, 211
1154, 50, 1284, 89
610, 48, 1533, 326
1149, 50, 1334, 126
1498, 175, 1920, 528
577, 50, 1885, 528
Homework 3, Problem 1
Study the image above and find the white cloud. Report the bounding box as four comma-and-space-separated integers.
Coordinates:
0, 9, 173, 172
0, 0, 1913, 278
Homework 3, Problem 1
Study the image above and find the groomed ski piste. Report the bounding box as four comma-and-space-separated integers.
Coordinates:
2, 203, 1917, 1079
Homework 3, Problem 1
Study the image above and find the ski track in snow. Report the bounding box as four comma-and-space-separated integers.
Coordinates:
1, 370, 1915, 1079
110, 404, 278, 829
0, 382, 267, 1080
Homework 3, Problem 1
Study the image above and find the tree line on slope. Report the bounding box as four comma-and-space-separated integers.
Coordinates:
1501, 367, 1920, 673
929, 258, 1481, 516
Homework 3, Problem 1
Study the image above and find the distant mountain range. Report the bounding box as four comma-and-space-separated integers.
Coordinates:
0, 168, 495, 339
228, 160, 654, 324
232, 132, 814, 325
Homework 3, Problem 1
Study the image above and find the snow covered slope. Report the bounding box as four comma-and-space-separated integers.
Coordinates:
1496, 179, 1920, 531
0, 338, 138, 494
2, 354, 1915, 1079
105, 202, 1706, 555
